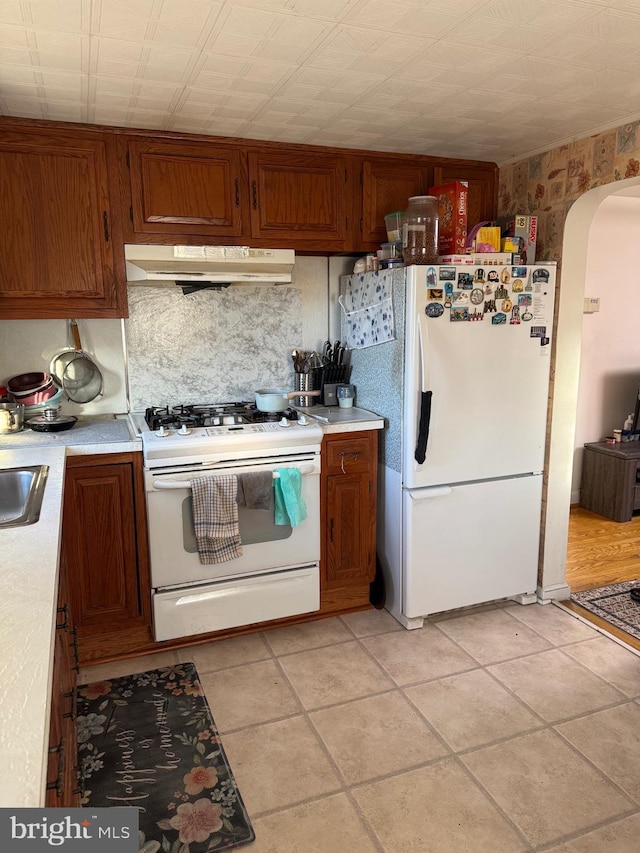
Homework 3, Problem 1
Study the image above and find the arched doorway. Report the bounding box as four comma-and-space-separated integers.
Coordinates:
539, 176, 640, 601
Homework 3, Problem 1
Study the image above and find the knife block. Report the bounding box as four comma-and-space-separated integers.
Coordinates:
294, 369, 322, 407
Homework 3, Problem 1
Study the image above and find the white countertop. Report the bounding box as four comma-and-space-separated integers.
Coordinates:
0, 409, 381, 807
297, 406, 384, 433
0, 415, 140, 808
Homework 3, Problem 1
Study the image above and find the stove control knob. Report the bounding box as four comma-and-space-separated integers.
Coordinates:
178, 424, 191, 436
157, 425, 168, 437
279, 416, 290, 428
298, 415, 308, 425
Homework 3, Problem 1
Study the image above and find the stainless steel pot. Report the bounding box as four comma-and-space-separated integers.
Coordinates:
255, 389, 320, 412
0, 402, 25, 434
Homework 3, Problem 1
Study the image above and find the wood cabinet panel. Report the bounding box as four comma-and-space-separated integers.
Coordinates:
0, 122, 124, 318
63, 454, 151, 638
248, 151, 350, 246
125, 139, 246, 237
361, 158, 431, 244
322, 430, 377, 591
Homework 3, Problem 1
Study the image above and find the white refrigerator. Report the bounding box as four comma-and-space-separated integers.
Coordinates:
343, 262, 556, 628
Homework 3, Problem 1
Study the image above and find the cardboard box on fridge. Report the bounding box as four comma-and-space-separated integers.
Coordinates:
438, 253, 513, 265
428, 181, 468, 255
496, 215, 537, 264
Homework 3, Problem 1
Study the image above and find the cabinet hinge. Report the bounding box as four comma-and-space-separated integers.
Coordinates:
125, 150, 130, 168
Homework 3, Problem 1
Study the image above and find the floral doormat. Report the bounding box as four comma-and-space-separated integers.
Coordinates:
77, 662, 255, 852
571, 580, 640, 641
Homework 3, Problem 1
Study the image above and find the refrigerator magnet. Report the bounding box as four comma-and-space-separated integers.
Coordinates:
511, 279, 524, 292
470, 288, 484, 305
487, 269, 500, 283
522, 310, 533, 321
425, 302, 444, 318
427, 267, 438, 286
510, 306, 521, 324
439, 266, 456, 281
483, 282, 494, 295
458, 272, 474, 290
452, 290, 469, 305
500, 267, 511, 283
532, 268, 550, 283
428, 288, 443, 300
492, 312, 507, 325
512, 266, 527, 278
484, 298, 497, 314
495, 284, 509, 299
474, 268, 485, 282
469, 308, 484, 321
450, 306, 469, 322
518, 294, 532, 306
501, 297, 513, 312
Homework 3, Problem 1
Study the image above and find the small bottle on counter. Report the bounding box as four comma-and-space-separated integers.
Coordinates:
622, 414, 634, 441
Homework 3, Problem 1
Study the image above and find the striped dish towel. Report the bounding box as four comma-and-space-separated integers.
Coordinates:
191, 475, 243, 564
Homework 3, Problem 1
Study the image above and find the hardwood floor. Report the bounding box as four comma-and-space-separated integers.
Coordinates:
566, 504, 640, 592
563, 504, 640, 651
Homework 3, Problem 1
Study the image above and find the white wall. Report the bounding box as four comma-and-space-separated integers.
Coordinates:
571, 196, 640, 500
0, 255, 332, 414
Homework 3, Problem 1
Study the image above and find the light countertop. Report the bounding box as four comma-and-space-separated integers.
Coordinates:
0, 409, 381, 807
297, 406, 384, 433
0, 415, 141, 808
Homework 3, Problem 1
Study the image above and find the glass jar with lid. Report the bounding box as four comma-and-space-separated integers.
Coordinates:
402, 196, 439, 265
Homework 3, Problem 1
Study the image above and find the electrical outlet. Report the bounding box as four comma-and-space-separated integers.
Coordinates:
583, 297, 600, 313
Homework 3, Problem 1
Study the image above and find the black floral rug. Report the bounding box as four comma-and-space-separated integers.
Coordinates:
571, 580, 640, 641
77, 662, 254, 852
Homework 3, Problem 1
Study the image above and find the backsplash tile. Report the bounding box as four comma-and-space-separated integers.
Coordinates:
125, 285, 303, 410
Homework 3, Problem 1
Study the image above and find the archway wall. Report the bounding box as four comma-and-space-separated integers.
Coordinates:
499, 126, 640, 598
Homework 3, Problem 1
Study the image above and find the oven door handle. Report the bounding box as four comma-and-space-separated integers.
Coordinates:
152, 464, 317, 490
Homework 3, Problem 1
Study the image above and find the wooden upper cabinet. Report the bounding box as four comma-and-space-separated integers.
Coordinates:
124, 139, 246, 238
247, 150, 350, 247
360, 158, 432, 245
432, 162, 498, 230
0, 126, 124, 319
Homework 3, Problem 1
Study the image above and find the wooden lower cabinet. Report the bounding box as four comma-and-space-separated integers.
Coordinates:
320, 430, 377, 612
62, 452, 153, 664
46, 561, 80, 807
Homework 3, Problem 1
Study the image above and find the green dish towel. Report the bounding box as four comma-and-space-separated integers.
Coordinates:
274, 468, 307, 527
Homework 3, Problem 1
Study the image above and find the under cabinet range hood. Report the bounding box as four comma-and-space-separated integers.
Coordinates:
125, 245, 295, 286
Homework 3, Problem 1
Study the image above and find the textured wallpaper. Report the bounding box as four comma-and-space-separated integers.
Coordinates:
498, 120, 640, 262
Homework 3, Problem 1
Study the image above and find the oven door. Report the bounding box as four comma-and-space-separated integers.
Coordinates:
145, 453, 321, 589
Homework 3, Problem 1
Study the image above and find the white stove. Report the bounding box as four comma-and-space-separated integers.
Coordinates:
129, 404, 323, 468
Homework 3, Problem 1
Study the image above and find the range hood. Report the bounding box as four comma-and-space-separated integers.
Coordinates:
125, 245, 295, 286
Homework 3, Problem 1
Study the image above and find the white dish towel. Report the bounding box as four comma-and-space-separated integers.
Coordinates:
191, 475, 243, 564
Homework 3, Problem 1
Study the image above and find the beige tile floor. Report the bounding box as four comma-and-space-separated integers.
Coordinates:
79, 602, 640, 853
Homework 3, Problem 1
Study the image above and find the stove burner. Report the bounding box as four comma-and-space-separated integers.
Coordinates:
144, 403, 299, 431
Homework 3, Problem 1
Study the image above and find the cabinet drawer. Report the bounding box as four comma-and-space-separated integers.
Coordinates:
325, 436, 372, 474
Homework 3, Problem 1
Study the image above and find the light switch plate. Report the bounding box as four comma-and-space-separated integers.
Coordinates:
583, 297, 600, 313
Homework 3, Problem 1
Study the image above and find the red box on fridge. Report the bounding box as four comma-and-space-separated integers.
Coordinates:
428, 181, 468, 255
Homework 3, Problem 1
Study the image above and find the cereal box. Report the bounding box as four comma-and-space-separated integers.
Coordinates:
428, 181, 468, 255
495, 215, 537, 264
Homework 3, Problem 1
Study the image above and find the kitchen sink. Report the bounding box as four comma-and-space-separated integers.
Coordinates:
0, 465, 49, 528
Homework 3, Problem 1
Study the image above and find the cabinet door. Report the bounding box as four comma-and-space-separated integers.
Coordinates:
322, 431, 377, 590
361, 158, 431, 245
0, 126, 122, 318
63, 455, 150, 635
248, 151, 350, 247
125, 139, 246, 238
432, 162, 498, 229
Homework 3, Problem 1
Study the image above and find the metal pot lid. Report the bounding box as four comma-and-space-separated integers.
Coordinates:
27, 407, 77, 426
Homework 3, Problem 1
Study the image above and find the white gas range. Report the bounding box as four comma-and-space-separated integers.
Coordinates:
130, 403, 323, 642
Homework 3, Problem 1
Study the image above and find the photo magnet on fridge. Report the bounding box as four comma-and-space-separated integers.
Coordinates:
439, 267, 456, 280
428, 288, 443, 300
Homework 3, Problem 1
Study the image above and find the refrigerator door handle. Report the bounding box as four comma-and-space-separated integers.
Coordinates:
414, 311, 432, 465
408, 486, 453, 501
